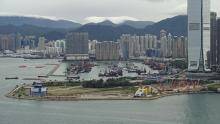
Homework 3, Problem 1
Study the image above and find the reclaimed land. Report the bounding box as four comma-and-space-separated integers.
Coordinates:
5, 78, 159, 101
5, 78, 220, 101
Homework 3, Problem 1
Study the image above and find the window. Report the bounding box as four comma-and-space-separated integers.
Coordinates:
190, 61, 197, 67
189, 23, 200, 30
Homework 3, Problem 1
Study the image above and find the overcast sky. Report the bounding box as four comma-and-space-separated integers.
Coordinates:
0, 0, 219, 24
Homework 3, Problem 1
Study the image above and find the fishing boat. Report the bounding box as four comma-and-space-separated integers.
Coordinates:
66, 76, 80, 80
38, 75, 49, 78
19, 65, 27, 68
217, 88, 220, 93
35, 65, 45, 68
5, 77, 19, 80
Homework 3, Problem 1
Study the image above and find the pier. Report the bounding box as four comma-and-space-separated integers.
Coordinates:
47, 64, 60, 76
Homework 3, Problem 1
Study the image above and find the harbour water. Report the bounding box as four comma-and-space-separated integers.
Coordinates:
0, 58, 220, 124
53, 60, 158, 81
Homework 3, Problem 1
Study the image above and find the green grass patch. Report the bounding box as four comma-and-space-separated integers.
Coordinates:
207, 83, 220, 91
47, 86, 138, 96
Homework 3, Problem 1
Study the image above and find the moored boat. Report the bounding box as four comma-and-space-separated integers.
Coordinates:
19, 65, 27, 68
38, 75, 49, 78
66, 76, 80, 80
5, 77, 19, 80
35, 65, 45, 68
217, 88, 220, 93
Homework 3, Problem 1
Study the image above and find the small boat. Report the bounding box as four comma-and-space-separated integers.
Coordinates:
35, 65, 45, 68
66, 76, 80, 80
19, 65, 27, 68
217, 88, 220, 93
22, 78, 45, 81
127, 69, 137, 73
5, 77, 19, 80
38, 75, 49, 78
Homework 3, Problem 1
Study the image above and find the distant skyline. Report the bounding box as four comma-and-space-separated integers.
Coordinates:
0, 0, 219, 24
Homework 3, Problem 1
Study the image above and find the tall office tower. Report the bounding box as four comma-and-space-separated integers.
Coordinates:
37, 37, 46, 51
210, 12, 217, 66
217, 19, 220, 64
188, 0, 210, 72
65, 32, 88, 55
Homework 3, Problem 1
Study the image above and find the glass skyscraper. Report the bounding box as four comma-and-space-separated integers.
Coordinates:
188, 0, 210, 72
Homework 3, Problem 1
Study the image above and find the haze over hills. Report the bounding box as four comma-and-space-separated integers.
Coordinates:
86, 20, 117, 27
0, 15, 187, 41
121, 20, 155, 29
0, 24, 67, 40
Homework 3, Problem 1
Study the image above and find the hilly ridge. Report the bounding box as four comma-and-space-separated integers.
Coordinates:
0, 16, 81, 29
0, 15, 187, 41
75, 15, 187, 41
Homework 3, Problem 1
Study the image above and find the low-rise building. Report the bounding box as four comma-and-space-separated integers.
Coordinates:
134, 85, 159, 97
30, 82, 47, 97
217, 88, 220, 93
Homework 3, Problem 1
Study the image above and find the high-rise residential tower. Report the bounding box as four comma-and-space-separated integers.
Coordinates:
65, 32, 88, 55
37, 37, 46, 51
187, 0, 210, 72
65, 32, 89, 60
95, 41, 120, 60
119, 34, 131, 60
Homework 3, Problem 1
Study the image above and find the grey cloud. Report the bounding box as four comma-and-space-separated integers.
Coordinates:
0, 0, 219, 23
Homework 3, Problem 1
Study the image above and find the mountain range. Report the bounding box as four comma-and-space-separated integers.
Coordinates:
0, 16, 81, 29
74, 15, 187, 41
0, 15, 187, 41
